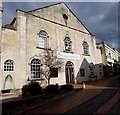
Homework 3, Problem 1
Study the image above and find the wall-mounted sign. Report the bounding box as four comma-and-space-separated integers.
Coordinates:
57, 52, 80, 60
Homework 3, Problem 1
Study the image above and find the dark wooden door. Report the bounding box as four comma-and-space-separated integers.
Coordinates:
65, 67, 74, 84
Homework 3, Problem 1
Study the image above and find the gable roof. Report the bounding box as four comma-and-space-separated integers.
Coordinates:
26, 2, 93, 35
14, 2, 94, 36
27, 2, 64, 13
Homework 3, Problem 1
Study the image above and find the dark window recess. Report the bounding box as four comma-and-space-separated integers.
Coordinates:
4, 60, 14, 71
64, 37, 72, 52
50, 68, 58, 78
80, 69, 85, 77
82, 41, 89, 55
63, 14, 68, 20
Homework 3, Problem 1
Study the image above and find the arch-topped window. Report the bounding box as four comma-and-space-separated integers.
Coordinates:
89, 62, 95, 78
64, 37, 72, 52
82, 41, 89, 55
66, 61, 74, 67
38, 30, 48, 49
31, 59, 41, 79
4, 60, 14, 71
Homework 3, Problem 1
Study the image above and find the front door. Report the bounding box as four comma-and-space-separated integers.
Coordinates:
65, 61, 74, 84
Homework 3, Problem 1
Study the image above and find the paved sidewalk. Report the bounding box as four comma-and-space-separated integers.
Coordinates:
65, 77, 119, 114
107, 98, 120, 114
94, 91, 120, 114
24, 76, 118, 114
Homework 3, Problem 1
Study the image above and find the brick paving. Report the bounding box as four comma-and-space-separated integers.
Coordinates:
65, 78, 118, 114
107, 98, 120, 114
94, 91, 120, 114
24, 76, 119, 114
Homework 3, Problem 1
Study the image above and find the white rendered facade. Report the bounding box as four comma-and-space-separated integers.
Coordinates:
0, 2, 104, 90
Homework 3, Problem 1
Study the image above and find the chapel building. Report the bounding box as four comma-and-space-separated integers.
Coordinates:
0, 2, 104, 90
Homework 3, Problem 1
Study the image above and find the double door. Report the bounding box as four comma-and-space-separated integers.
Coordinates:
65, 67, 74, 84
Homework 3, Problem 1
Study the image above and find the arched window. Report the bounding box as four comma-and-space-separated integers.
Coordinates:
31, 59, 41, 79
66, 61, 73, 67
82, 41, 89, 55
89, 63, 95, 78
38, 30, 48, 48
4, 60, 14, 71
64, 37, 72, 52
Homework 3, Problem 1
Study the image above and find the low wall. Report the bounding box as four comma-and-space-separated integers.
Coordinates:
2, 89, 79, 115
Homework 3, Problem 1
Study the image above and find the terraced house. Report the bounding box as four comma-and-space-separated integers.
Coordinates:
0, 2, 106, 90
98, 42, 120, 77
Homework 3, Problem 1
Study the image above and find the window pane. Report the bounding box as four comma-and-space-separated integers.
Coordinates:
38, 31, 48, 48
50, 68, 58, 78
83, 41, 89, 55
64, 37, 72, 52
31, 59, 41, 79
80, 69, 85, 77
4, 60, 14, 71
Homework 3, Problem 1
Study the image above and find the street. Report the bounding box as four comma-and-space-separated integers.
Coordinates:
64, 78, 119, 114
23, 76, 120, 115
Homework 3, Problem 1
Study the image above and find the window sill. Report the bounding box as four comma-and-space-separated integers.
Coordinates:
28, 78, 45, 81
36, 47, 51, 50
63, 51, 74, 53
89, 76, 97, 78
4, 71, 14, 72
82, 54, 90, 56
51, 77, 58, 78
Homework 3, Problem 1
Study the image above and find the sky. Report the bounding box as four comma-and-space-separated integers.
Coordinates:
2, 2, 119, 51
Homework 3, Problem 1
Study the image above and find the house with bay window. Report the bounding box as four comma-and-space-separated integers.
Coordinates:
0, 2, 104, 90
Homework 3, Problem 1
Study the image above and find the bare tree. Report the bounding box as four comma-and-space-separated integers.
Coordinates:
39, 50, 64, 85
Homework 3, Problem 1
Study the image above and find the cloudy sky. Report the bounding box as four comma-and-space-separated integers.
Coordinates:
2, 2, 119, 51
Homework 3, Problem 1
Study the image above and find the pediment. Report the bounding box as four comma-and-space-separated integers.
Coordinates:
27, 2, 91, 34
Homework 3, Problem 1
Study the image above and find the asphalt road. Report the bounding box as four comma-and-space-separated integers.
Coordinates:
63, 77, 120, 114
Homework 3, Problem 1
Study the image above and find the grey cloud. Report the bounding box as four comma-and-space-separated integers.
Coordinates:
95, 4, 118, 44
68, 2, 118, 50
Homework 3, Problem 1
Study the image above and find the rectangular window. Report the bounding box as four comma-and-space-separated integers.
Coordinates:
80, 69, 85, 77
50, 68, 58, 78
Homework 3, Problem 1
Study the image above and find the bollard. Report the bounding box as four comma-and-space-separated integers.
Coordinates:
82, 83, 85, 89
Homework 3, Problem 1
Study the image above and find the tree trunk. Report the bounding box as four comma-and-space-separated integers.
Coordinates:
48, 78, 50, 85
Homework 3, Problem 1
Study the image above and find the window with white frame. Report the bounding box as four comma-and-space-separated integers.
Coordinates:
38, 31, 48, 48
31, 59, 41, 79
64, 37, 72, 52
4, 60, 14, 71
89, 63, 95, 78
82, 41, 89, 55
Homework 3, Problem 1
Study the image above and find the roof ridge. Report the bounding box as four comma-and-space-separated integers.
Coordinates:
16, 2, 93, 36
26, 2, 65, 13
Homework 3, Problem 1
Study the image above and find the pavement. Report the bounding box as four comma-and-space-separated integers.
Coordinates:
23, 75, 119, 115
65, 77, 119, 114
107, 98, 120, 114
94, 91, 120, 114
